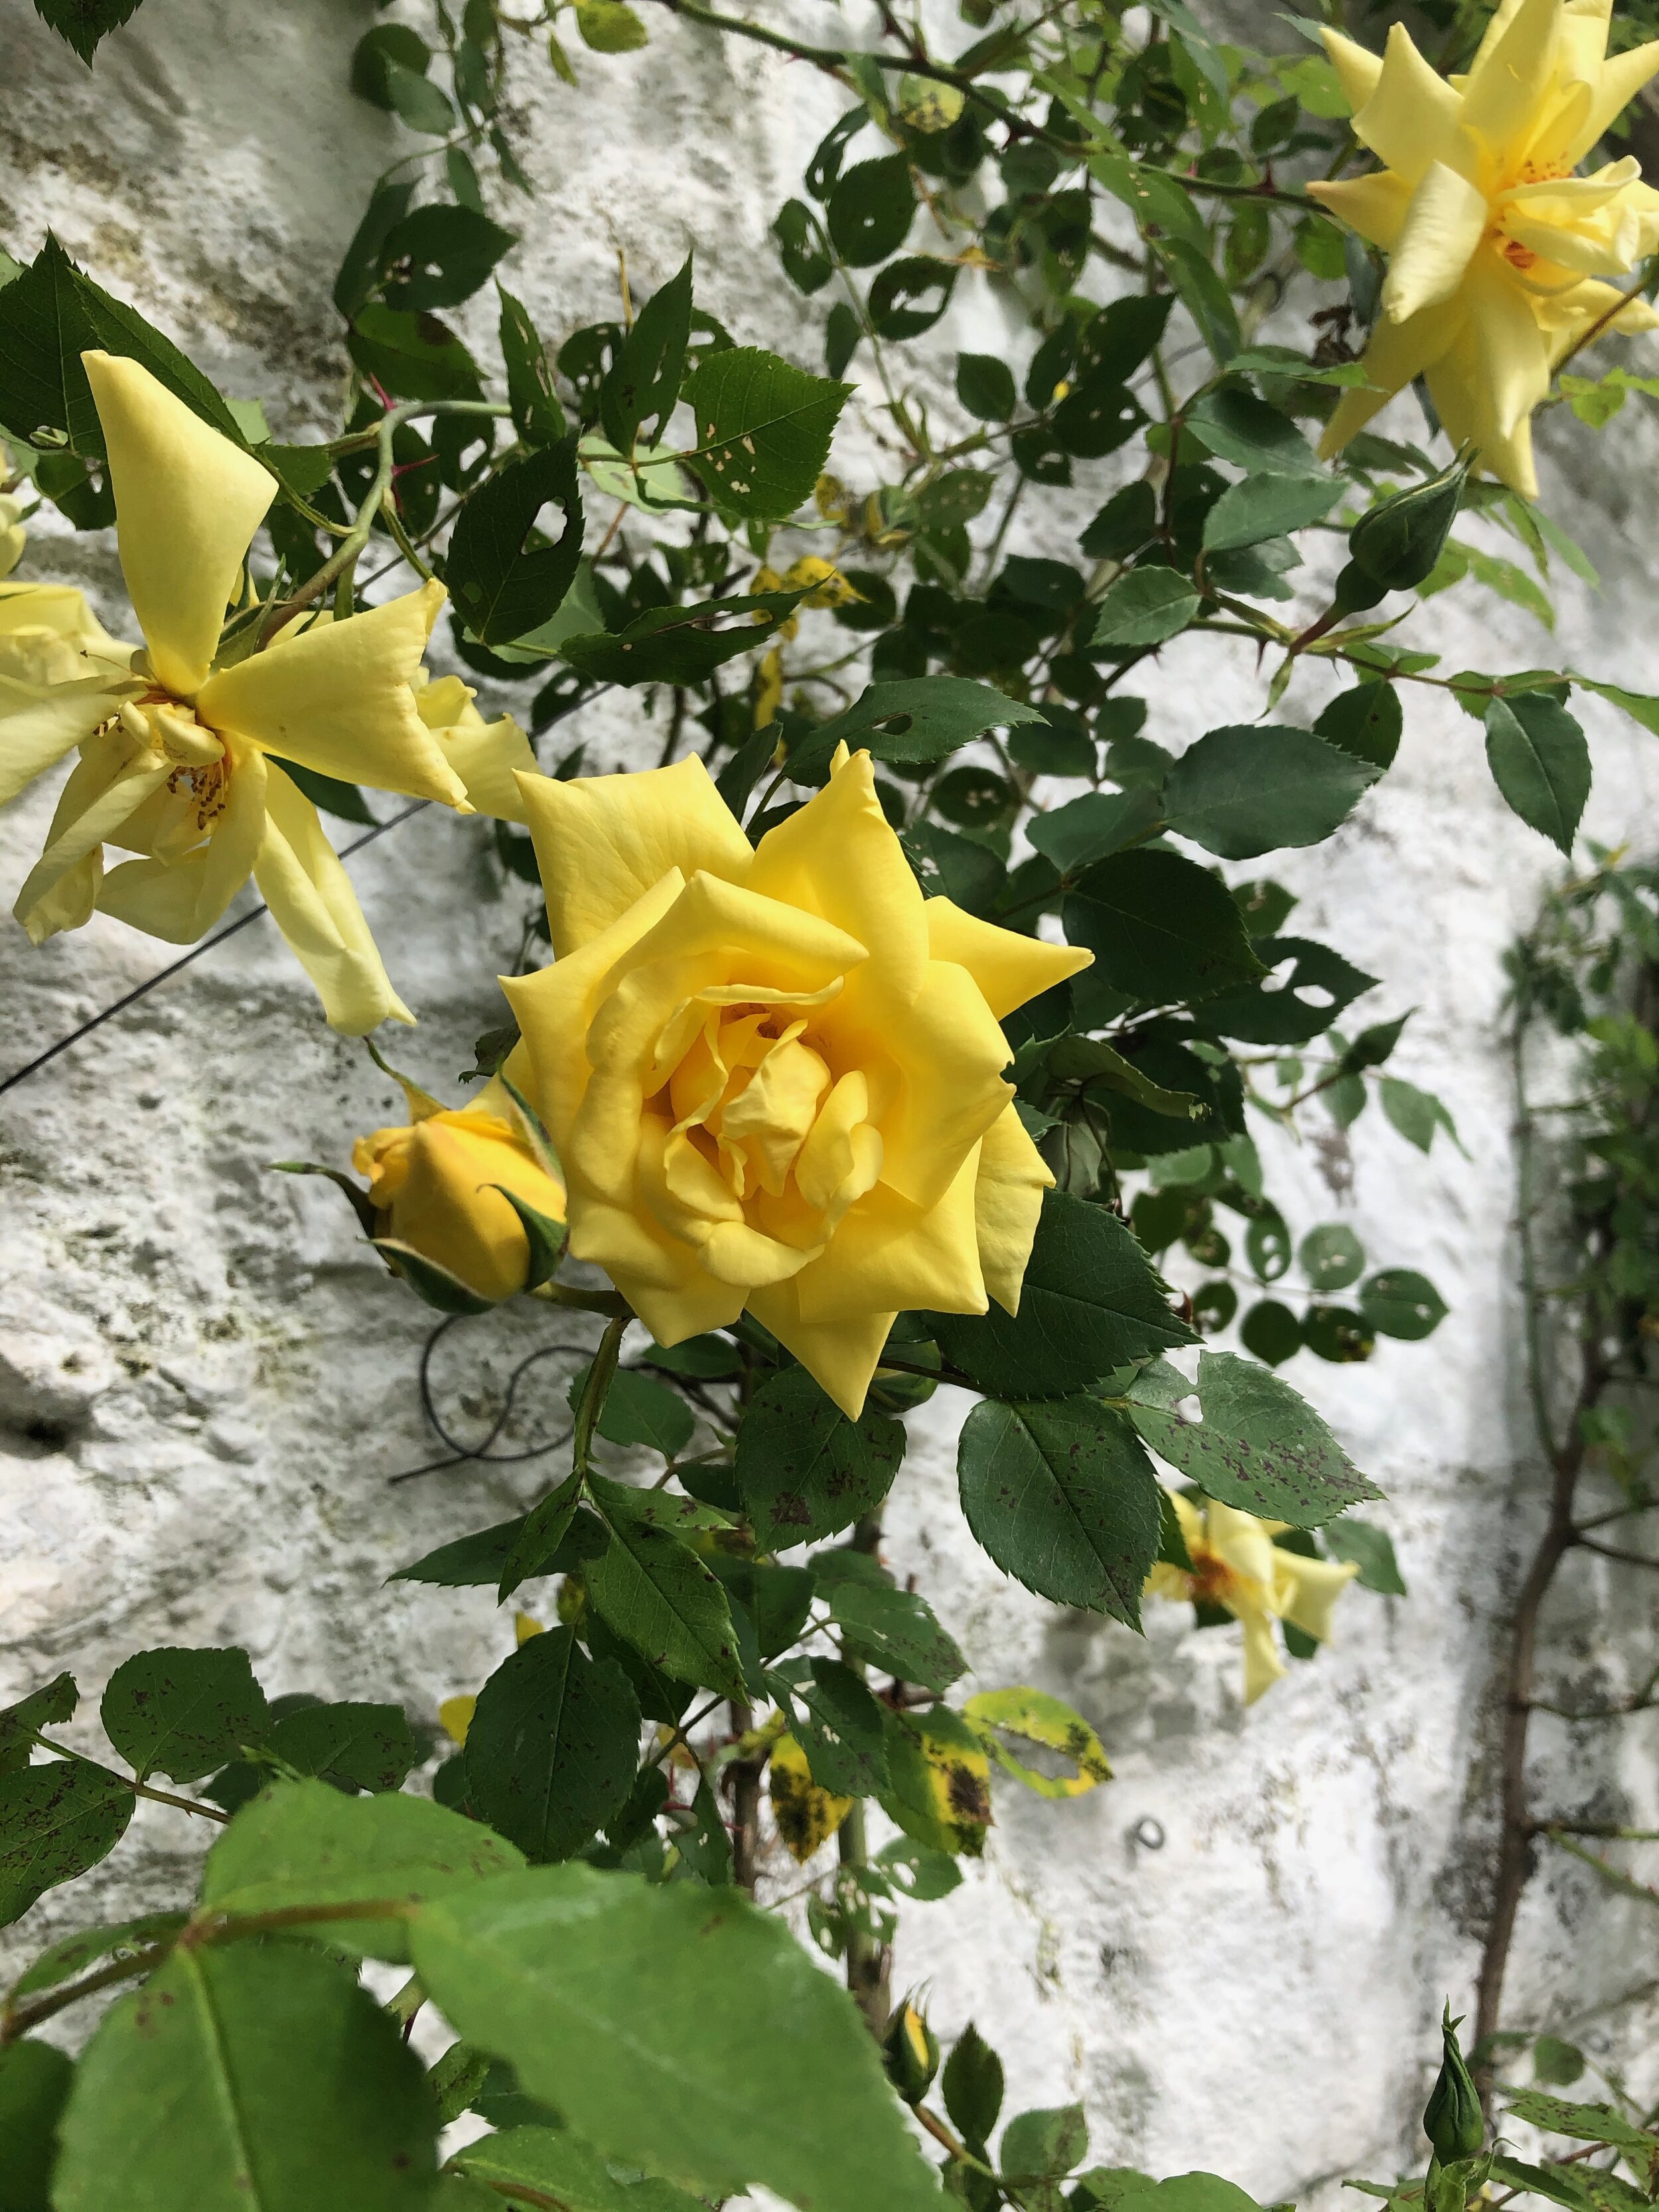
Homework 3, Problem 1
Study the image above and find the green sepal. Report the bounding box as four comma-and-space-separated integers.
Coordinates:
372, 1238, 498, 1315
485, 1185, 567, 1293
271, 1160, 381, 1242
498, 1074, 563, 1181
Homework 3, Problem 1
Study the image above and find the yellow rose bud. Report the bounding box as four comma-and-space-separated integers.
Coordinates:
353, 1079, 567, 1304
503, 747, 1092, 1416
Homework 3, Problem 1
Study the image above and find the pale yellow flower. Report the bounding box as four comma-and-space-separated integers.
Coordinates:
1311, 0, 1659, 496
0, 580, 131, 688
413, 669, 537, 824
502, 747, 1090, 1416
354, 1073, 567, 1303
0, 352, 476, 1032
0, 492, 26, 581
1146, 1494, 1359, 1704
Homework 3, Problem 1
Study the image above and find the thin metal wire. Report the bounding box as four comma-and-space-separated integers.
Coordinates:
0, 801, 430, 1100
388, 1312, 588, 1485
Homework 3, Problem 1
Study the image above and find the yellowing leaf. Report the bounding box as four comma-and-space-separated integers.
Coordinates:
575, 0, 648, 52
880, 1707, 991, 1857
439, 1694, 476, 1748
963, 1688, 1112, 1799
770, 1732, 853, 1862
897, 75, 966, 132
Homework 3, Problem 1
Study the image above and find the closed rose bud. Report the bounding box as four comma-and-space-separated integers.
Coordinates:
883, 1998, 940, 2105
354, 1077, 565, 1304
1423, 2006, 1483, 2164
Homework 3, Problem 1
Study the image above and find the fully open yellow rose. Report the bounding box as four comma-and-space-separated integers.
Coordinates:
354, 1073, 567, 1303
1146, 1495, 1359, 1704
1311, 0, 1659, 496
0, 352, 486, 1032
502, 747, 1090, 1417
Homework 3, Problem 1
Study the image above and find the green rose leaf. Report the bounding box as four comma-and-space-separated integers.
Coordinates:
930, 1191, 1197, 1398
737, 1366, 906, 1548
1064, 850, 1264, 1005
1162, 725, 1374, 861
464, 1629, 641, 1864
587, 1493, 748, 1700
1128, 1349, 1382, 1526
1088, 568, 1202, 651
100, 1647, 269, 1785
52, 1943, 435, 2212
1484, 694, 1591, 854
682, 346, 851, 518
958, 1396, 1163, 1625
409, 1864, 944, 2212
200, 1780, 526, 1962
0, 2037, 73, 2212
0, 1761, 133, 1928
267, 1702, 421, 1795
828, 1583, 966, 1692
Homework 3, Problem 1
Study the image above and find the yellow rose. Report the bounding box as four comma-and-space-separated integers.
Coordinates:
502, 746, 1090, 1416
354, 1074, 567, 1303
1146, 1495, 1359, 1704
1311, 0, 1659, 496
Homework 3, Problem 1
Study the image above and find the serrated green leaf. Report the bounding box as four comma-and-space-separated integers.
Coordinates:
682, 346, 851, 520
464, 1630, 640, 1864
411, 1864, 943, 2212
100, 1647, 269, 1785
958, 1396, 1162, 1623
1128, 1348, 1382, 1526
52, 1941, 435, 2212
200, 1780, 524, 1962
737, 1366, 904, 1548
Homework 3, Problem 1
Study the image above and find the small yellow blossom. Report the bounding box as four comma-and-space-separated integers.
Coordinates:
754, 646, 785, 730
502, 747, 1091, 1416
0, 352, 478, 1032
1146, 1494, 1359, 1704
439, 1694, 476, 1748
354, 1072, 567, 1303
1311, 0, 1659, 496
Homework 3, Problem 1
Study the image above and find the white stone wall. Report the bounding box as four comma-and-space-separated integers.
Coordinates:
5, 0, 1659, 2196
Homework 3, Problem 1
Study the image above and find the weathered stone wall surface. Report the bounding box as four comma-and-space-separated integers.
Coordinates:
5, 0, 1659, 2196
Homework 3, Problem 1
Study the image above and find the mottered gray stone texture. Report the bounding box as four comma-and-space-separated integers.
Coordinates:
3, 0, 1659, 2193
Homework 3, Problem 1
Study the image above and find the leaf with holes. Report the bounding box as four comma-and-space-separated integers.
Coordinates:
1194, 936, 1377, 1047
826, 155, 916, 266
498, 284, 567, 449
377, 204, 516, 313
958, 1396, 1163, 1625
1359, 1268, 1447, 1341
559, 591, 804, 686
200, 1781, 525, 1963
788, 1659, 891, 1799
601, 253, 693, 455
100, 1647, 269, 1785
447, 441, 584, 644
737, 1366, 905, 1548
463, 1631, 640, 1864
787, 676, 1044, 784
52, 1941, 435, 2212
682, 347, 851, 520
1129, 1349, 1381, 1526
